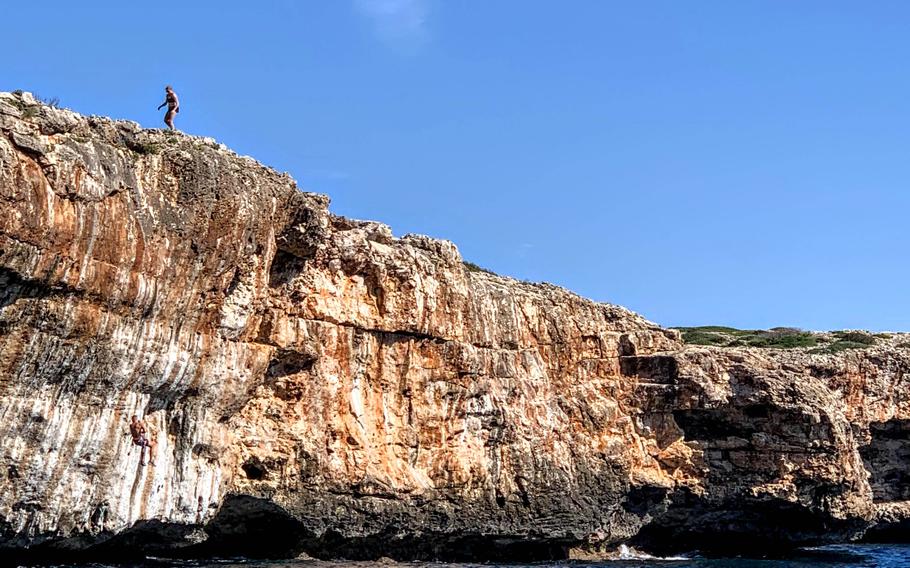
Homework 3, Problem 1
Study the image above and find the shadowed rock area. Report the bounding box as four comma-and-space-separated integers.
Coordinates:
2, 91, 910, 562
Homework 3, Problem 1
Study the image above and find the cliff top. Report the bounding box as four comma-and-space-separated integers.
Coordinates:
2, 89, 903, 353
0, 89, 665, 340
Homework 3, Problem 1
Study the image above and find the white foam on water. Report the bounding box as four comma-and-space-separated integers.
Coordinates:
609, 544, 690, 561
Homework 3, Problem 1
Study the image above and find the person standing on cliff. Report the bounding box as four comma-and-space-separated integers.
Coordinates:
129, 414, 157, 466
156, 85, 180, 130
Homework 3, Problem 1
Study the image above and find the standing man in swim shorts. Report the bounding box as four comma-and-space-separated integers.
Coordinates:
157, 85, 180, 130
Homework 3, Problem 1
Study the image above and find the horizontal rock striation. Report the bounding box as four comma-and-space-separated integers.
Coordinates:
1, 91, 910, 562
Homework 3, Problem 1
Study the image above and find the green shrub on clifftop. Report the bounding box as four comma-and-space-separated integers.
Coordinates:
810, 341, 872, 355
676, 326, 818, 349
463, 261, 496, 276
130, 141, 161, 156
679, 329, 730, 346
832, 330, 876, 345
809, 331, 878, 354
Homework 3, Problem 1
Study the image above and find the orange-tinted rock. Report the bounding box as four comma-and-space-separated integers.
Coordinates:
1, 91, 909, 562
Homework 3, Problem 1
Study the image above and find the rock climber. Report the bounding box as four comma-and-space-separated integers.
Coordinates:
129, 414, 157, 466
156, 85, 180, 130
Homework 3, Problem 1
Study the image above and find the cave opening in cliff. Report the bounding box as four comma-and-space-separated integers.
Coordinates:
199, 495, 310, 558
0, 266, 50, 312
195, 496, 575, 562
268, 250, 307, 288
241, 458, 269, 480
860, 419, 910, 503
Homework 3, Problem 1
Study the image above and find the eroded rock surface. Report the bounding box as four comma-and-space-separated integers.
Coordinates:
1, 91, 910, 562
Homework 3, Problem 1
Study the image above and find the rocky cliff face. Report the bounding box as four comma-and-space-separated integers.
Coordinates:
1, 91, 909, 562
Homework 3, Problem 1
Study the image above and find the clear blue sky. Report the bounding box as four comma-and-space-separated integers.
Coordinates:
4, 1, 909, 331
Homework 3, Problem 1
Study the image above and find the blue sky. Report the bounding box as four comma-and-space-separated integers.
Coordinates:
4, 1, 909, 331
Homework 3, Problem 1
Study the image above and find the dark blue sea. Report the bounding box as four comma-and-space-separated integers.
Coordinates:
47, 544, 910, 568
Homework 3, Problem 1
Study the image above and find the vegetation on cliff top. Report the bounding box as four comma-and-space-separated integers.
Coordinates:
675, 326, 819, 349
463, 260, 497, 276
808, 330, 878, 354
676, 326, 882, 352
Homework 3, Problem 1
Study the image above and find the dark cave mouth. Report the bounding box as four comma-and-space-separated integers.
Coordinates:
2, 496, 578, 564
861, 419, 910, 503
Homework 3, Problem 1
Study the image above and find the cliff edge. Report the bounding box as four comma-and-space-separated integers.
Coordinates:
1, 91, 909, 562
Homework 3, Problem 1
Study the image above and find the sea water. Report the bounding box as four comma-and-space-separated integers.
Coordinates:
43, 544, 910, 568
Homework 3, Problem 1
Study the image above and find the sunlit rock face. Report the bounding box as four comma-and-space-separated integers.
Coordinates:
1, 91, 909, 561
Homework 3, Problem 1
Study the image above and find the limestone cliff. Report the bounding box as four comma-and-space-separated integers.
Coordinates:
1, 91, 909, 562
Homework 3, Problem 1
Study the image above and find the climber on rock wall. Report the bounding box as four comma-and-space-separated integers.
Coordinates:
129, 414, 157, 466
